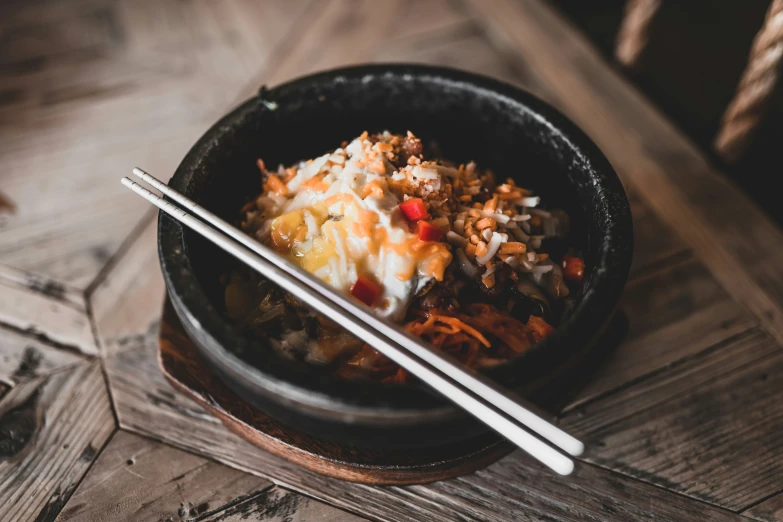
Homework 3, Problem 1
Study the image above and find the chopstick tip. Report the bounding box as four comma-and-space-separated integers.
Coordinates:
555, 459, 575, 476
132, 167, 144, 177
571, 441, 585, 457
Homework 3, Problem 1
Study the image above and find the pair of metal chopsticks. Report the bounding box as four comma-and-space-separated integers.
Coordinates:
122, 168, 584, 475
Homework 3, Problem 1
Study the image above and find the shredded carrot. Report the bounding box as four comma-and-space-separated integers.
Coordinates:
382, 368, 407, 383
430, 315, 491, 347
406, 313, 491, 348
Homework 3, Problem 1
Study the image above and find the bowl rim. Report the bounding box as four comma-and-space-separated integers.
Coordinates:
158, 63, 633, 424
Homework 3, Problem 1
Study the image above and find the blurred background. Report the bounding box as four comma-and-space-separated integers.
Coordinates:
0, 0, 780, 290
554, 0, 781, 220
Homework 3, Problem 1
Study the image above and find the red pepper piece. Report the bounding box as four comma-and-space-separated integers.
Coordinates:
562, 255, 585, 283
399, 198, 429, 221
417, 221, 443, 241
350, 275, 382, 306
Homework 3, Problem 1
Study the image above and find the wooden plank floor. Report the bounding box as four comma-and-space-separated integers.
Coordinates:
2, 0, 783, 520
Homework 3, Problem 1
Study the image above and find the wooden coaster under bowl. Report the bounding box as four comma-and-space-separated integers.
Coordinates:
158, 299, 514, 485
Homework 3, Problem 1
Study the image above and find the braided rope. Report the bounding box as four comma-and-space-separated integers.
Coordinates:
615, 0, 663, 68
715, 0, 783, 162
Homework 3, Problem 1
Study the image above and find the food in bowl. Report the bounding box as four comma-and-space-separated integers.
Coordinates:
224, 131, 584, 382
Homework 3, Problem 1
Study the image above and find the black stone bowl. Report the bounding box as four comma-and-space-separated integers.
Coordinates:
158, 64, 633, 450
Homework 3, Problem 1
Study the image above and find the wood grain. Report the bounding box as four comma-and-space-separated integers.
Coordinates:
0, 325, 83, 387
233, 0, 470, 102
200, 486, 367, 522
463, 0, 783, 347
0, 276, 97, 356
55, 430, 272, 522
0, 264, 86, 311
0, 361, 114, 522
584, 338, 783, 511
0, 0, 306, 291
565, 256, 757, 409
561, 328, 779, 437
745, 491, 783, 521
89, 218, 162, 357
373, 21, 526, 89
626, 189, 690, 276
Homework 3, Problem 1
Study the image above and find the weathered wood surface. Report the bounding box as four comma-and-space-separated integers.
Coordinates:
585, 340, 783, 511
567, 256, 757, 408
0, 324, 83, 387
232, 0, 470, 102
199, 487, 367, 522
0, 0, 304, 291
0, 362, 115, 522
90, 218, 161, 358
747, 493, 783, 522
4, 0, 783, 519
625, 189, 690, 276
561, 328, 779, 436
56, 430, 272, 522
0, 275, 97, 356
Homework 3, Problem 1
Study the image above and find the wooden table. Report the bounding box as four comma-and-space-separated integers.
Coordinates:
2, 1, 783, 520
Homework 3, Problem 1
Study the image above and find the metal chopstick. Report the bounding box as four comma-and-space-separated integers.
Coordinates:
122, 172, 582, 475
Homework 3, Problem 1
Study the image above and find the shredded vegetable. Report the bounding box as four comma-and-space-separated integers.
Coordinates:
225, 131, 584, 383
